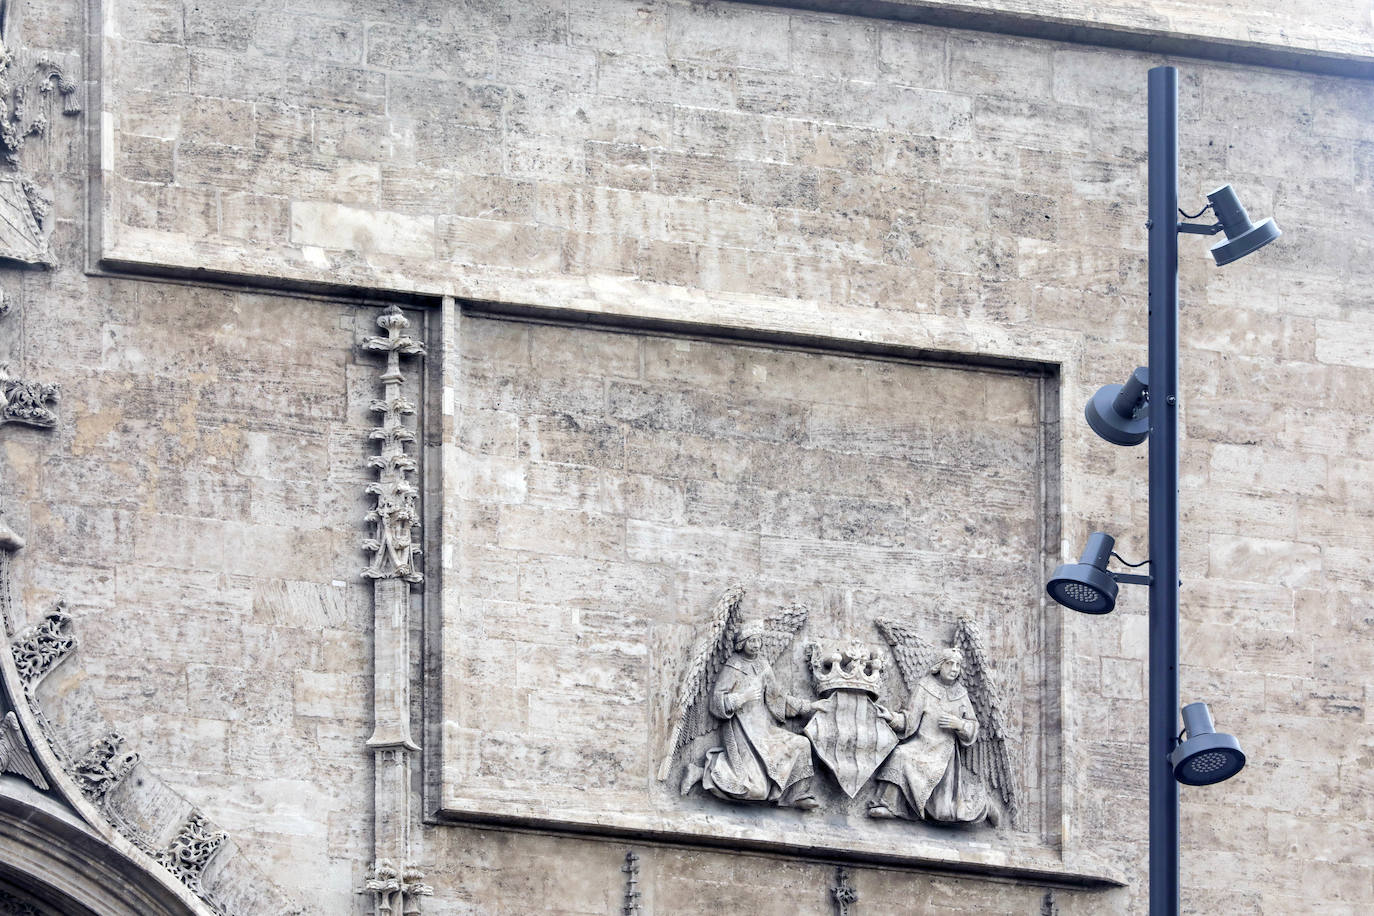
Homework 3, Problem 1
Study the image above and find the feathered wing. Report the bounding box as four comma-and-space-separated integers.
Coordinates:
759, 603, 808, 664
874, 617, 937, 692
954, 615, 1020, 825
656, 584, 747, 782
0, 711, 47, 790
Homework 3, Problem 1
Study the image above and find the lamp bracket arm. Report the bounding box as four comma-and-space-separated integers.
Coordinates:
1108, 572, 1153, 587
1178, 221, 1224, 236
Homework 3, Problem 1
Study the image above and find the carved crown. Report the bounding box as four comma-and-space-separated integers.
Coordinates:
810, 642, 885, 697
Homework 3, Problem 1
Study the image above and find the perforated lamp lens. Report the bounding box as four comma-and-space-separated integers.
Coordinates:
1046, 532, 1119, 614
1170, 702, 1246, 786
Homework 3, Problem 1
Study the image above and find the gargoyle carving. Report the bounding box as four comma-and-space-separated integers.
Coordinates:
71, 732, 139, 806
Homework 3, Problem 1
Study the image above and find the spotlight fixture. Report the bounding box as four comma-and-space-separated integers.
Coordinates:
1176, 184, 1282, 267
1085, 367, 1150, 446
1170, 702, 1246, 786
1046, 532, 1150, 614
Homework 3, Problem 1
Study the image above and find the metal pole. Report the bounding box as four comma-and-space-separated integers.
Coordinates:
1146, 64, 1181, 916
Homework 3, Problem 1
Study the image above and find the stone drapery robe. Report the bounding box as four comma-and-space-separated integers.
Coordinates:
701, 653, 814, 803
874, 674, 991, 822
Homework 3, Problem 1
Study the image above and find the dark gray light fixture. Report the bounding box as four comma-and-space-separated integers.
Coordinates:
1170, 702, 1246, 786
1176, 184, 1282, 267
1050, 67, 1276, 915
1085, 367, 1150, 446
1046, 531, 1150, 614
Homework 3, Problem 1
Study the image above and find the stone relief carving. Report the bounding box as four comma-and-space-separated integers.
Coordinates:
156, 810, 227, 899
359, 304, 431, 914
361, 304, 425, 583
0, 364, 58, 428
71, 732, 139, 807
0, 28, 81, 265
868, 617, 1017, 825
0, 709, 45, 789
665, 586, 827, 809
621, 851, 641, 916
660, 586, 1019, 826
831, 866, 858, 916
803, 642, 897, 798
9, 600, 73, 686
363, 860, 431, 916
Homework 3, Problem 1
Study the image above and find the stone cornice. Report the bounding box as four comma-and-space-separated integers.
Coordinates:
743, 0, 1374, 79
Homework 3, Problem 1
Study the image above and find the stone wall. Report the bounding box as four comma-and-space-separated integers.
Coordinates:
0, 0, 1365, 913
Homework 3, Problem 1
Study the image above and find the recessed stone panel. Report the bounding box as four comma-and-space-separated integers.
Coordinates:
438, 312, 1080, 878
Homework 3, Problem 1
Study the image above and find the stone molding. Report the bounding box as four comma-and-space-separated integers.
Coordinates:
745, 0, 1374, 78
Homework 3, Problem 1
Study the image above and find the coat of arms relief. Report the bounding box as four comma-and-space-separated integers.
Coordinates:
660, 585, 1019, 828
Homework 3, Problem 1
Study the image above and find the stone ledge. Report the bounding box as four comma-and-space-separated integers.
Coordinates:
744, 0, 1374, 78
429, 803, 1128, 890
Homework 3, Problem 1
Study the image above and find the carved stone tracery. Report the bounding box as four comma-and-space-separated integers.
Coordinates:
9, 601, 72, 686
155, 810, 228, 899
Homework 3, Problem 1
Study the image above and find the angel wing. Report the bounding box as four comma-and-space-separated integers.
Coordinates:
758, 603, 808, 664
874, 617, 938, 691
0, 711, 48, 790
656, 584, 747, 782
954, 615, 1020, 825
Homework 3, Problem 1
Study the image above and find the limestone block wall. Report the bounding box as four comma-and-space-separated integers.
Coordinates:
0, 0, 1365, 913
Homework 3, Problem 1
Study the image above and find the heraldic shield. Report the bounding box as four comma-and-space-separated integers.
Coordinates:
803, 643, 898, 798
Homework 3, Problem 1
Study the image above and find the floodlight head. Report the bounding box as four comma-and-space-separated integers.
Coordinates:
1206, 184, 1281, 266
1046, 532, 1119, 614
1085, 367, 1149, 446
1170, 702, 1246, 786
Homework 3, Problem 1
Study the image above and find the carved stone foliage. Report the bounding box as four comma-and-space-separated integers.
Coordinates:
9, 601, 73, 686
831, 866, 857, 916
621, 851, 641, 916
0, 35, 80, 265
0, 365, 58, 428
660, 585, 1019, 827
363, 861, 432, 916
71, 732, 138, 807
155, 810, 227, 898
361, 305, 424, 584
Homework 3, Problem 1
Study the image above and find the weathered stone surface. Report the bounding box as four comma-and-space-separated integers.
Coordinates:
0, 0, 1362, 912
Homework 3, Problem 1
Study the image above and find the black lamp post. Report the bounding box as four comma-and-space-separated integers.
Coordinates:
1047, 65, 1275, 916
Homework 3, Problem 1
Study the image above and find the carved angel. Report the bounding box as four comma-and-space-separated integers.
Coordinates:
870, 615, 1018, 826
659, 585, 828, 809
